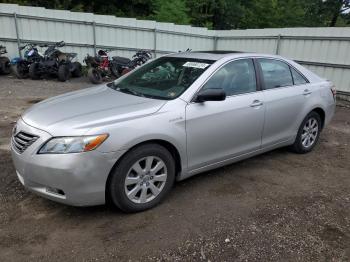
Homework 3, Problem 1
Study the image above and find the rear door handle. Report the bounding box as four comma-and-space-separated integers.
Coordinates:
250, 100, 263, 107
303, 89, 312, 95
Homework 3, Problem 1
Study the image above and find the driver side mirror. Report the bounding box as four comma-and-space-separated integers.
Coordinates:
194, 88, 226, 103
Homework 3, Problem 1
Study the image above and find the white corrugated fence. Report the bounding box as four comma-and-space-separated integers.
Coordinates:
0, 3, 349, 96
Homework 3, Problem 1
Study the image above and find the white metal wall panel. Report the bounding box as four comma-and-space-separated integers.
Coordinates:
0, 15, 16, 39
305, 65, 350, 92
0, 4, 349, 93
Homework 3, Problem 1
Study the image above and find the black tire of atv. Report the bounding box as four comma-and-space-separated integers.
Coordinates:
29, 63, 41, 80
110, 63, 120, 78
58, 64, 70, 82
0, 57, 11, 75
88, 68, 103, 84
71, 62, 82, 78
12, 63, 28, 79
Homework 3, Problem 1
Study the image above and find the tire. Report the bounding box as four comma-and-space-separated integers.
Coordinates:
29, 62, 41, 80
88, 68, 102, 84
109, 62, 120, 78
291, 111, 322, 154
12, 63, 28, 79
108, 144, 176, 213
0, 57, 11, 74
71, 62, 82, 77
58, 64, 70, 82
121, 68, 132, 76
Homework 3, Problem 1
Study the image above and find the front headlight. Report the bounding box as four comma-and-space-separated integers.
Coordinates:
38, 134, 108, 154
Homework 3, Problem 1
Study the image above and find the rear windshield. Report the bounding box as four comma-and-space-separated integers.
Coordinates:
111, 57, 214, 100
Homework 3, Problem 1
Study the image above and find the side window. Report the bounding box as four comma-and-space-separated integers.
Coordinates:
291, 67, 307, 85
258, 59, 293, 89
202, 59, 257, 96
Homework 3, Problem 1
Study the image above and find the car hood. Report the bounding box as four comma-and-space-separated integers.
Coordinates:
22, 85, 167, 136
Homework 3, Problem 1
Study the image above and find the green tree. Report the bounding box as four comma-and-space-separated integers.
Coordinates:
1, 0, 349, 28
151, 0, 190, 24
325, 0, 350, 26
184, 0, 214, 28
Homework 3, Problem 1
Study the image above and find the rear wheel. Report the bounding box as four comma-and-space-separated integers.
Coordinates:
29, 62, 41, 80
108, 144, 175, 213
291, 111, 321, 154
121, 68, 132, 76
0, 57, 11, 74
88, 67, 102, 84
109, 62, 120, 78
71, 62, 82, 77
58, 64, 70, 82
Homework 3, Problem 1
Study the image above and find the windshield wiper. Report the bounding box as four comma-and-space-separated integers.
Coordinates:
111, 84, 168, 100
117, 87, 145, 98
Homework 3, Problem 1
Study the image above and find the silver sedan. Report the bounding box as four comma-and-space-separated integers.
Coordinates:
11, 52, 336, 212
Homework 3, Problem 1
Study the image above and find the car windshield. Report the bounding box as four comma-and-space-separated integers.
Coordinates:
110, 56, 214, 100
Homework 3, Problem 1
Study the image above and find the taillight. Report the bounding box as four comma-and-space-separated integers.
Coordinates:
330, 85, 336, 99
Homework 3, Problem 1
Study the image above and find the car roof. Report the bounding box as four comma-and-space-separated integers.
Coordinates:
166, 50, 325, 93
166, 51, 282, 61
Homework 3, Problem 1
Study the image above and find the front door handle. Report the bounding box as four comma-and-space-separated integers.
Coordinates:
303, 89, 312, 95
250, 100, 263, 107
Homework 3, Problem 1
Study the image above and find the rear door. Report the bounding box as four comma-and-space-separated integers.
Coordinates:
256, 58, 310, 147
185, 58, 265, 171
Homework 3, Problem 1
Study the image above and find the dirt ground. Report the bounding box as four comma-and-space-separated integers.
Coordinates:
0, 75, 349, 261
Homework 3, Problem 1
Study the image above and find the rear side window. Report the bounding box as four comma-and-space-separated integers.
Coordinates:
291, 67, 307, 85
258, 59, 293, 89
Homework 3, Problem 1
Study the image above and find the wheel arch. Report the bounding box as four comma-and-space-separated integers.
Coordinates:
311, 107, 326, 129
105, 139, 183, 203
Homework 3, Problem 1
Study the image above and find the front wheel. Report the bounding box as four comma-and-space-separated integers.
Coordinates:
108, 144, 175, 213
58, 64, 70, 82
71, 62, 82, 77
12, 62, 28, 79
291, 111, 322, 154
87, 67, 102, 84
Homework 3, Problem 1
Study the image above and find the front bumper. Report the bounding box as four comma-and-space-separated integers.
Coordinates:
11, 118, 126, 206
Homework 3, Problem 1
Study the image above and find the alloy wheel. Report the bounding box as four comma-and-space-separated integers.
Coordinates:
301, 117, 319, 148
124, 156, 167, 204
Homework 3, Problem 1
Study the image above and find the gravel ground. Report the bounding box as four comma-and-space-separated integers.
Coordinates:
0, 75, 349, 261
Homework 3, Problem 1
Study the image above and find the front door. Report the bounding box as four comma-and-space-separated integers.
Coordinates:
186, 58, 265, 171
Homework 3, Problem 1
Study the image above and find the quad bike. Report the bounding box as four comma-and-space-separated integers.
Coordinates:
84, 49, 119, 84
29, 41, 82, 82
0, 45, 11, 75
11, 43, 43, 79
112, 50, 152, 76
85, 49, 152, 84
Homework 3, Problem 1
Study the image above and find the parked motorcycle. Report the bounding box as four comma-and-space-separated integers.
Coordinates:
84, 49, 119, 84
11, 43, 43, 79
0, 45, 11, 75
29, 41, 82, 82
112, 50, 152, 76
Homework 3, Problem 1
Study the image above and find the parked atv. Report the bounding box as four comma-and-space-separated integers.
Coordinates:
112, 50, 152, 76
29, 41, 82, 82
84, 49, 119, 84
0, 45, 11, 75
11, 43, 43, 79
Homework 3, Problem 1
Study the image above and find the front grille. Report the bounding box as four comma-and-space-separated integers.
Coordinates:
12, 131, 39, 153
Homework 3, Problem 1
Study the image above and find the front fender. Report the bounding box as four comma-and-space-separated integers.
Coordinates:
91, 99, 189, 176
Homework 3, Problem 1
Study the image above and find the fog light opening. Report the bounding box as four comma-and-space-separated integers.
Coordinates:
46, 187, 65, 196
